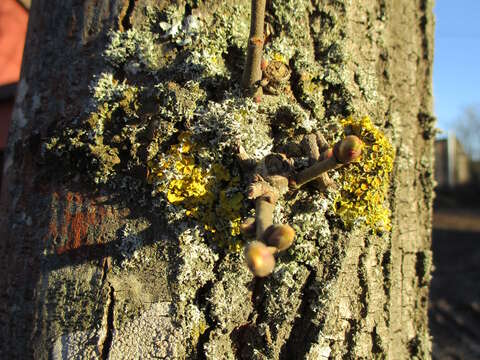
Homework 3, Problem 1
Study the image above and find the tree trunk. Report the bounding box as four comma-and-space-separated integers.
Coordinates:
0, 0, 435, 359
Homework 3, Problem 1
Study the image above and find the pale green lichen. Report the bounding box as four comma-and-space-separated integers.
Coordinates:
265, 95, 318, 134
266, 262, 309, 322
45, 80, 140, 184
180, 303, 208, 350
288, 192, 332, 266
158, 8, 200, 47
113, 221, 152, 270
105, 28, 162, 73
207, 254, 253, 330
90, 72, 137, 105
249, 262, 310, 358
146, 2, 250, 80
189, 2, 249, 77
204, 254, 255, 359
176, 227, 218, 302
268, 0, 312, 60
193, 98, 273, 161
290, 53, 325, 119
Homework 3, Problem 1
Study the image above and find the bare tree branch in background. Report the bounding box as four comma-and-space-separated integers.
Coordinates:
455, 105, 480, 160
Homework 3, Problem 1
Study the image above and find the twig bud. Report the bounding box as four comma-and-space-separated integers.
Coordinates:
334, 135, 363, 164
263, 224, 295, 251
245, 241, 276, 277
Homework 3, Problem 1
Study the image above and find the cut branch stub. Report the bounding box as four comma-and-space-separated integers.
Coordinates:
242, 0, 267, 97
241, 133, 363, 277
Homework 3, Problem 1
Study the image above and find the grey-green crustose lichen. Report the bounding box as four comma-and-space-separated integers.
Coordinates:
40, 1, 380, 357
43, 1, 336, 253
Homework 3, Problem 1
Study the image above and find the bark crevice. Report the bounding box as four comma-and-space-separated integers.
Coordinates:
194, 256, 222, 359
195, 279, 216, 359
279, 268, 317, 360
100, 284, 115, 360
358, 252, 369, 319
120, 0, 136, 31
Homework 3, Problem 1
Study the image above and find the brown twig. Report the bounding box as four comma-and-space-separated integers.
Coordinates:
255, 198, 275, 239
242, 0, 266, 96
292, 135, 363, 188
293, 151, 339, 188
247, 178, 278, 239
300, 132, 335, 190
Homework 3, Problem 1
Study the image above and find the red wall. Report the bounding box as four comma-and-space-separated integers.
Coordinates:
0, 0, 28, 85
0, 0, 28, 149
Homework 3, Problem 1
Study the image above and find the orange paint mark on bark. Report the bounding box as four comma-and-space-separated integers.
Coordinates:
54, 193, 94, 254
64, 193, 89, 250
65, 191, 74, 204
44, 190, 114, 256
73, 193, 83, 207
69, 210, 87, 250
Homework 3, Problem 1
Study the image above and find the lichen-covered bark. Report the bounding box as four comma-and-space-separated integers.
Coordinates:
0, 0, 434, 359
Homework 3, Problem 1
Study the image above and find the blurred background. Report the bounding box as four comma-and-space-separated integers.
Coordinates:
430, 1, 480, 359
0, 0, 478, 358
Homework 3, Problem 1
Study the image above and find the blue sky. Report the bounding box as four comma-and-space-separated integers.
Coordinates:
434, 0, 480, 132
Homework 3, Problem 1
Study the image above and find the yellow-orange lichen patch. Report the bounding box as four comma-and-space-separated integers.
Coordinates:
335, 116, 395, 232
148, 132, 245, 251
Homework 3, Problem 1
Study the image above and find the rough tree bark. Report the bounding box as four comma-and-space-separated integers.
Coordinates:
0, 0, 435, 359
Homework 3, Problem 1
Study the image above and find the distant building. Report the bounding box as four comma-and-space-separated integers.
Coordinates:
471, 160, 480, 183
434, 133, 471, 188
0, 0, 29, 187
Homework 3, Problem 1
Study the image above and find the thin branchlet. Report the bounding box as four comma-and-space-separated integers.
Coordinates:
255, 196, 276, 239
242, 0, 266, 96
292, 136, 363, 188
293, 152, 340, 188
300, 132, 335, 190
